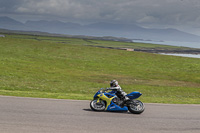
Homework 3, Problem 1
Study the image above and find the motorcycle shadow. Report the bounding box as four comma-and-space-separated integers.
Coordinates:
82, 109, 132, 114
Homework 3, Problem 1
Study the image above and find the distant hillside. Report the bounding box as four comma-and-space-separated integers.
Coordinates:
0, 16, 27, 30
1, 16, 200, 42
0, 28, 133, 42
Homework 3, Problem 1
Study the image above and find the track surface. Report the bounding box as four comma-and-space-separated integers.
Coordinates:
0, 96, 200, 133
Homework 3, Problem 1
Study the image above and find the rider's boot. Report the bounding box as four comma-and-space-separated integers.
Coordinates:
120, 96, 130, 107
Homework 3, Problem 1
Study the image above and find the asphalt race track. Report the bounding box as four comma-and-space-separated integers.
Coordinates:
0, 96, 199, 133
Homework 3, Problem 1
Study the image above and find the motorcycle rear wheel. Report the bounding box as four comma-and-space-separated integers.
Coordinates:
128, 100, 145, 114
90, 99, 106, 111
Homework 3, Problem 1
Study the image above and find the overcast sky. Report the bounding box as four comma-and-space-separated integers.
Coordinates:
1, 0, 200, 36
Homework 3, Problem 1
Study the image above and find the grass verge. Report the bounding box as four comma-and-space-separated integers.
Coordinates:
0, 34, 200, 104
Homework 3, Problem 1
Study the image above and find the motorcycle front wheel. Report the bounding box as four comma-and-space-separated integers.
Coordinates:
128, 100, 145, 114
90, 99, 106, 111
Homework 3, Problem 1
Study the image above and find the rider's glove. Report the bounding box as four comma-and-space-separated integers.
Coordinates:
104, 88, 109, 92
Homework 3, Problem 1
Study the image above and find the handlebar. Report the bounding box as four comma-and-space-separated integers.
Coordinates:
99, 88, 108, 93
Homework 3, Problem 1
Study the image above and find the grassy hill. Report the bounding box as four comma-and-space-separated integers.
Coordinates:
0, 34, 200, 104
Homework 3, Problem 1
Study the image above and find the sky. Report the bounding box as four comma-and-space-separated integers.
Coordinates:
1, 0, 200, 36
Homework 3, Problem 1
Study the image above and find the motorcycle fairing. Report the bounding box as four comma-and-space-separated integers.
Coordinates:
97, 93, 128, 111
97, 93, 114, 110
107, 103, 128, 111
126, 91, 142, 99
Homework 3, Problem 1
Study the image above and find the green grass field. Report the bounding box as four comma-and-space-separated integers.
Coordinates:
0, 34, 200, 104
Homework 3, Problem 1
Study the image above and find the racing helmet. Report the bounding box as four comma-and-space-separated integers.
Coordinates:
110, 80, 118, 87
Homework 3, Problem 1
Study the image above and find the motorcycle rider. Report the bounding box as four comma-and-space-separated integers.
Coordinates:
107, 80, 130, 105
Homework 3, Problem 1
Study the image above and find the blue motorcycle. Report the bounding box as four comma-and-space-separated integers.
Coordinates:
90, 88, 145, 114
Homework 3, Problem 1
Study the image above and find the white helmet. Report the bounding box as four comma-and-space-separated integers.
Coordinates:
110, 80, 118, 87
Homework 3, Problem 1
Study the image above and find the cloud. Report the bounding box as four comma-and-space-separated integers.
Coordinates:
1, 0, 200, 35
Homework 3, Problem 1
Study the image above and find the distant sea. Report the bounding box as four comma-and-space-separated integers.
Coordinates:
133, 40, 200, 48
133, 40, 200, 58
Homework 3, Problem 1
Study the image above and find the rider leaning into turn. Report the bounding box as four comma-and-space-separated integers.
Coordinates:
107, 80, 130, 103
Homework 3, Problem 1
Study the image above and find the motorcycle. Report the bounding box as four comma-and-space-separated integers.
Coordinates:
90, 88, 145, 114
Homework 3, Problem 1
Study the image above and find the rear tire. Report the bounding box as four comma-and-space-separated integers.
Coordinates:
128, 100, 145, 114
90, 99, 106, 111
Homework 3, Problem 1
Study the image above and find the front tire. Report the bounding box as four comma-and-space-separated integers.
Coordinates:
128, 100, 145, 114
90, 99, 106, 111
